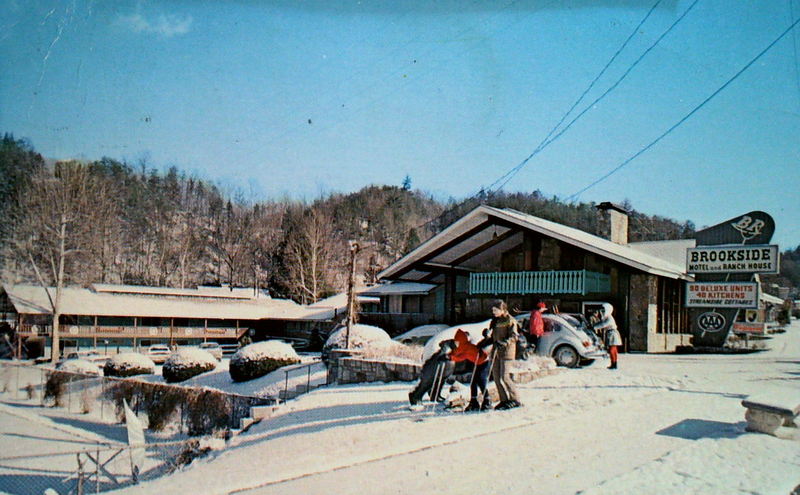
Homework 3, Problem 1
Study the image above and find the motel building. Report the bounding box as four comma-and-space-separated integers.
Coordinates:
364, 204, 781, 353
0, 283, 345, 357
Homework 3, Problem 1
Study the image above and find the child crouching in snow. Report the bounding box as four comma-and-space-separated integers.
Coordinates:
408, 339, 455, 405
448, 329, 493, 411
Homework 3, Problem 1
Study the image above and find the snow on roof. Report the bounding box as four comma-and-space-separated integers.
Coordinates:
307, 292, 379, 309
378, 205, 691, 281
360, 282, 437, 296
761, 292, 784, 305
2, 284, 333, 321
91, 283, 266, 300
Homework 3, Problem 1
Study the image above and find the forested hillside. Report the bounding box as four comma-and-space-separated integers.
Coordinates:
7, 132, 793, 304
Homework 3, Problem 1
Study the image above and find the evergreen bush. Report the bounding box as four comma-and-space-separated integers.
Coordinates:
162, 349, 217, 383
229, 341, 300, 382
103, 353, 156, 377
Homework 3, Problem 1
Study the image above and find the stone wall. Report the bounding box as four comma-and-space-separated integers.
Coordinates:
335, 354, 421, 384
628, 273, 658, 352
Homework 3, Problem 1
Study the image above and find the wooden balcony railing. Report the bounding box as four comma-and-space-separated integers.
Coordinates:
469, 270, 610, 296
19, 325, 242, 339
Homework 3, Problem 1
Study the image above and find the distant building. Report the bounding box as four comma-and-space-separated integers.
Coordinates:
0, 283, 343, 355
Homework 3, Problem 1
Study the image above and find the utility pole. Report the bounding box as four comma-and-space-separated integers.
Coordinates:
345, 240, 360, 349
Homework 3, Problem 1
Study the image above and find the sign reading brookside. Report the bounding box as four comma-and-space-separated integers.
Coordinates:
685, 282, 759, 308
686, 245, 778, 274
689, 211, 775, 348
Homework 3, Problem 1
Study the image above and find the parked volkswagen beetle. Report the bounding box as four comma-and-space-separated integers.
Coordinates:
424, 312, 605, 369
519, 312, 606, 368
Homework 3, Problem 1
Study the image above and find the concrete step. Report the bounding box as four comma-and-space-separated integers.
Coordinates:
239, 417, 255, 430
251, 405, 280, 420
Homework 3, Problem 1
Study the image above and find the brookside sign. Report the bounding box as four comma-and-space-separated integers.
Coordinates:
688, 211, 776, 348
686, 245, 779, 274
685, 282, 759, 308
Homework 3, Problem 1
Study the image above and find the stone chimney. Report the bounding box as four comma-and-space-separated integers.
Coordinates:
596, 202, 629, 245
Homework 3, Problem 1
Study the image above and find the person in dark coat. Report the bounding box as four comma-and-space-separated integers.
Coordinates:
488, 300, 522, 410
408, 339, 455, 405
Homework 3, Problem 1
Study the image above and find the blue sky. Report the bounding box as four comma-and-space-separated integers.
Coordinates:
2, 0, 799, 248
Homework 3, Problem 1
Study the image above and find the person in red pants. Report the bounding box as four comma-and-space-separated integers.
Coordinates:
593, 303, 621, 369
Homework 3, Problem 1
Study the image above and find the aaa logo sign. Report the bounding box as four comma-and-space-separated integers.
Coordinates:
697, 312, 726, 333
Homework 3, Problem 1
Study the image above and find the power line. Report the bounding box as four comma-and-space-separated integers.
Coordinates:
408, 0, 689, 237
565, 14, 800, 202
485, 0, 664, 193
488, 0, 700, 193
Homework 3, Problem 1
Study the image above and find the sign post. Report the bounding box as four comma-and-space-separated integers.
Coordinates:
686, 211, 776, 348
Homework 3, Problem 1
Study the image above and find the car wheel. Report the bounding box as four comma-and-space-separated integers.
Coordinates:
553, 345, 579, 368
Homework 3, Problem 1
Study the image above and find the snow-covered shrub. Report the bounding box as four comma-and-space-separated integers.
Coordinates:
162, 348, 218, 383
229, 341, 300, 382
103, 352, 156, 377
58, 359, 102, 376
322, 324, 394, 363
184, 389, 233, 436
141, 385, 185, 431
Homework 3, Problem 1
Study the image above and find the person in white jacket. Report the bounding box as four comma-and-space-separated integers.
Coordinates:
593, 303, 622, 369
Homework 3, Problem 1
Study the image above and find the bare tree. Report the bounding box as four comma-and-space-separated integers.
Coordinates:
8, 161, 106, 362
208, 201, 254, 287
282, 206, 343, 303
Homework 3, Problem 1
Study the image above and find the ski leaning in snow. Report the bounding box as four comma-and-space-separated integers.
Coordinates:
408, 362, 450, 413
429, 361, 448, 403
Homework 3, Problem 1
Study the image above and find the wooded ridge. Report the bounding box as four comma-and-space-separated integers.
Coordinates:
2, 132, 794, 303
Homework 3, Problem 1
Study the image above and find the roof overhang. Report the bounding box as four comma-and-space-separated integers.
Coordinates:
378, 205, 690, 283
359, 282, 437, 296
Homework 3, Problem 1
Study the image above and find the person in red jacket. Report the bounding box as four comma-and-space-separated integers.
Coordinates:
449, 329, 492, 411
528, 301, 547, 350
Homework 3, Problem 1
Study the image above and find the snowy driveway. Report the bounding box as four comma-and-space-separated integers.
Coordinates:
107, 322, 800, 495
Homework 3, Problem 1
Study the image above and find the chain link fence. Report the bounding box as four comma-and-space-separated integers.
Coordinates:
0, 361, 276, 494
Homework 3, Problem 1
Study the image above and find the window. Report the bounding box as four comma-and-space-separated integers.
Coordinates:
657, 279, 689, 334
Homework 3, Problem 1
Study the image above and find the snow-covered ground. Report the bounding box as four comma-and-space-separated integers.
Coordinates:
2, 322, 799, 495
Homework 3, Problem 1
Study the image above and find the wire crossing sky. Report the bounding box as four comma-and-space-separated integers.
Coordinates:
2, 1, 799, 247
484, 0, 699, 195
566, 13, 800, 202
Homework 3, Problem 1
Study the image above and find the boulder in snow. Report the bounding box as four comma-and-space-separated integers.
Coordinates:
162, 348, 218, 383
103, 352, 156, 377
229, 341, 301, 382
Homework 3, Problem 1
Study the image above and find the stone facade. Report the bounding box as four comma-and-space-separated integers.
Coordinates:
538, 238, 561, 270
628, 273, 658, 352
